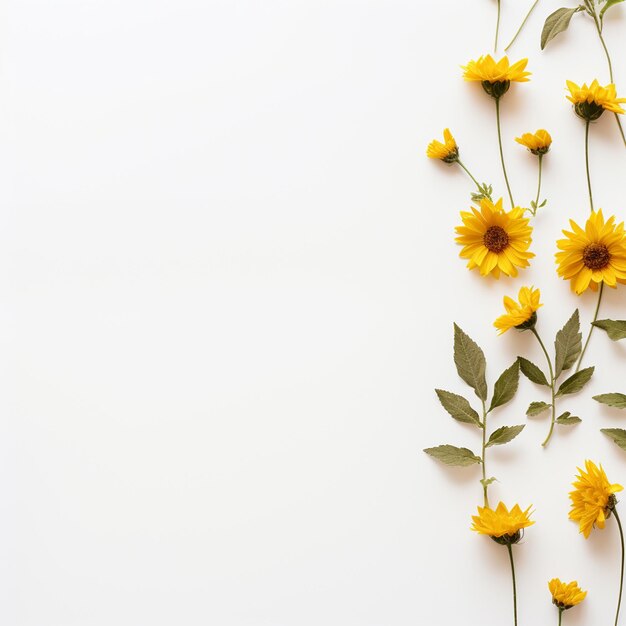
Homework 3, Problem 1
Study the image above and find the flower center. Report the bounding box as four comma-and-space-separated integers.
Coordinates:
483, 225, 509, 253
583, 243, 611, 270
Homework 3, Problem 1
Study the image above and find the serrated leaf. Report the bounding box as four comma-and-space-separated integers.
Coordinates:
435, 389, 482, 426
591, 319, 626, 341
556, 366, 594, 396
480, 477, 497, 487
489, 361, 520, 412
518, 357, 550, 386
601, 428, 626, 453
554, 310, 582, 378
541, 7, 580, 49
485, 425, 525, 447
423, 445, 482, 467
556, 412, 581, 425
600, 0, 624, 19
594, 393, 626, 409
526, 401, 551, 417
453, 324, 488, 401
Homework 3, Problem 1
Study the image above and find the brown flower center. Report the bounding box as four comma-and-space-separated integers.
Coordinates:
483, 225, 509, 253
583, 243, 611, 270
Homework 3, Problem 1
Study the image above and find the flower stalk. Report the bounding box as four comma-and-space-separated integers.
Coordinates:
615, 507, 625, 626
505, 0, 539, 52
507, 543, 518, 626
585, 119, 594, 212
576, 282, 604, 373
530, 328, 557, 447
496, 97, 515, 207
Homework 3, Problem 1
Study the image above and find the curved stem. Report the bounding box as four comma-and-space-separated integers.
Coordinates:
481, 399, 489, 507
506, 544, 518, 626
576, 282, 604, 372
533, 154, 543, 215
504, 0, 539, 52
558, 608, 563, 626
495, 0, 501, 52
585, 119, 594, 212
531, 328, 557, 447
457, 159, 482, 190
615, 508, 625, 626
496, 97, 515, 207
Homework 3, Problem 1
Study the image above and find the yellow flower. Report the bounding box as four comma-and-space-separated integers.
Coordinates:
569, 460, 623, 539
462, 55, 530, 98
494, 286, 542, 334
455, 197, 534, 278
426, 128, 458, 162
556, 209, 626, 294
515, 129, 552, 155
548, 578, 587, 610
471, 502, 534, 543
566, 79, 626, 120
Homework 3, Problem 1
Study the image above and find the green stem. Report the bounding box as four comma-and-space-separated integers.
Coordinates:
496, 97, 515, 207
531, 328, 557, 447
504, 0, 539, 52
457, 159, 481, 190
507, 543, 518, 626
576, 281, 604, 373
495, 0, 501, 52
481, 399, 489, 507
558, 608, 563, 626
615, 507, 625, 626
585, 119, 594, 213
533, 154, 543, 215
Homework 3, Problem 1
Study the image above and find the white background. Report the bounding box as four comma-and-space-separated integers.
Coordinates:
3, 0, 626, 624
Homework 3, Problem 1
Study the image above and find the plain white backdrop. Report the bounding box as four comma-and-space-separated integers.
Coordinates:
3, 0, 626, 624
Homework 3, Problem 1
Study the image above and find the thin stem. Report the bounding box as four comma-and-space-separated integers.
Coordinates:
457, 159, 481, 190
558, 608, 563, 626
504, 0, 539, 52
496, 97, 515, 207
495, 0, 501, 52
533, 154, 543, 215
585, 119, 594, 212
531, 328, 557, 447
481, 399, 489, 508
615, 508, 625, 626
576, 281, 604, 372
507, 544, 518, 626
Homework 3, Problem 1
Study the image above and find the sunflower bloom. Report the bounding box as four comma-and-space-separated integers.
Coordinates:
462, 55, 530, 98
471, 502, 534, 544
494, 286, 542, 334
555, 209, 626, 294
455, 198, 534, 278
548, 578, 587, 610
426, 128, 458, 162
515, 129, 552, 155
569, 460, 623, 538
566, 79, 626, 120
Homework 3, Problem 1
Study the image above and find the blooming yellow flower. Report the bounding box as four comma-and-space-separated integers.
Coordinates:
426, 128, 458, 162
455, 197, 534, 278
548, 578, 587, 610
494, 286, 542, 334
569, 460, 623, 539
515, 129, 552, 155
566, 79, 626, 120
556, 209, 626, 294
462, 55, 530, 98
471, 502, 534, 543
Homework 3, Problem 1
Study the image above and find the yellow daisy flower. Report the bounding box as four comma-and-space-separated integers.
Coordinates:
548, 578, 587, 610
426, 128, 458, 163
569, 460, 623, 539
455, 197, 534, 278
555, 209, 626, 294
471, 502, 534, 544
515, 129, 552, 155
566, 79, 626, 120
462, 55, 530, 98
494, 286, 542, 334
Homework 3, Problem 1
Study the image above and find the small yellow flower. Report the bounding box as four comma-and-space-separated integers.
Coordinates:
569, 460, 623, 539
515, 129, 552, 155
455, 197, 534, 278
494, 286, 542, 334
426, 128, 458, 163
462, 55, 530, 98
548, 578, 587, 610
471, 502, 534, 544
555, 209, 626, 294
566, 79, 626, 120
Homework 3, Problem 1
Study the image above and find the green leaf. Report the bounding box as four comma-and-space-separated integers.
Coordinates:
556, 366, 594, 397
423, 445, 482, 467
594, 392, 626, 409
453, 324, 488, 401
435, 389, 482, 427
601, 428, 626, 453
485, 425, 525, 448
600, 0, 625, 20
480, 477, 497, 487
518, 357, 550, 386
556, 411, 581, 425
591, 319, 626, 341
554, 310, 582, 378
526, 401, 551, 417
489, 361, 520, 412
541, 7, 581, 49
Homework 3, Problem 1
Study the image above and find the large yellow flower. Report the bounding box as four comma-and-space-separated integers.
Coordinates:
548, 579, 587, 610
566, 80, 626, 119
556, 209, 626, 294
471, 502, 534, 542
569, 460, 623, 539
515, 129, 552, 155
426, 128, 458, 162
456, 197, 534, 278
494, 286, 542, 334
462, 55, 531, 83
